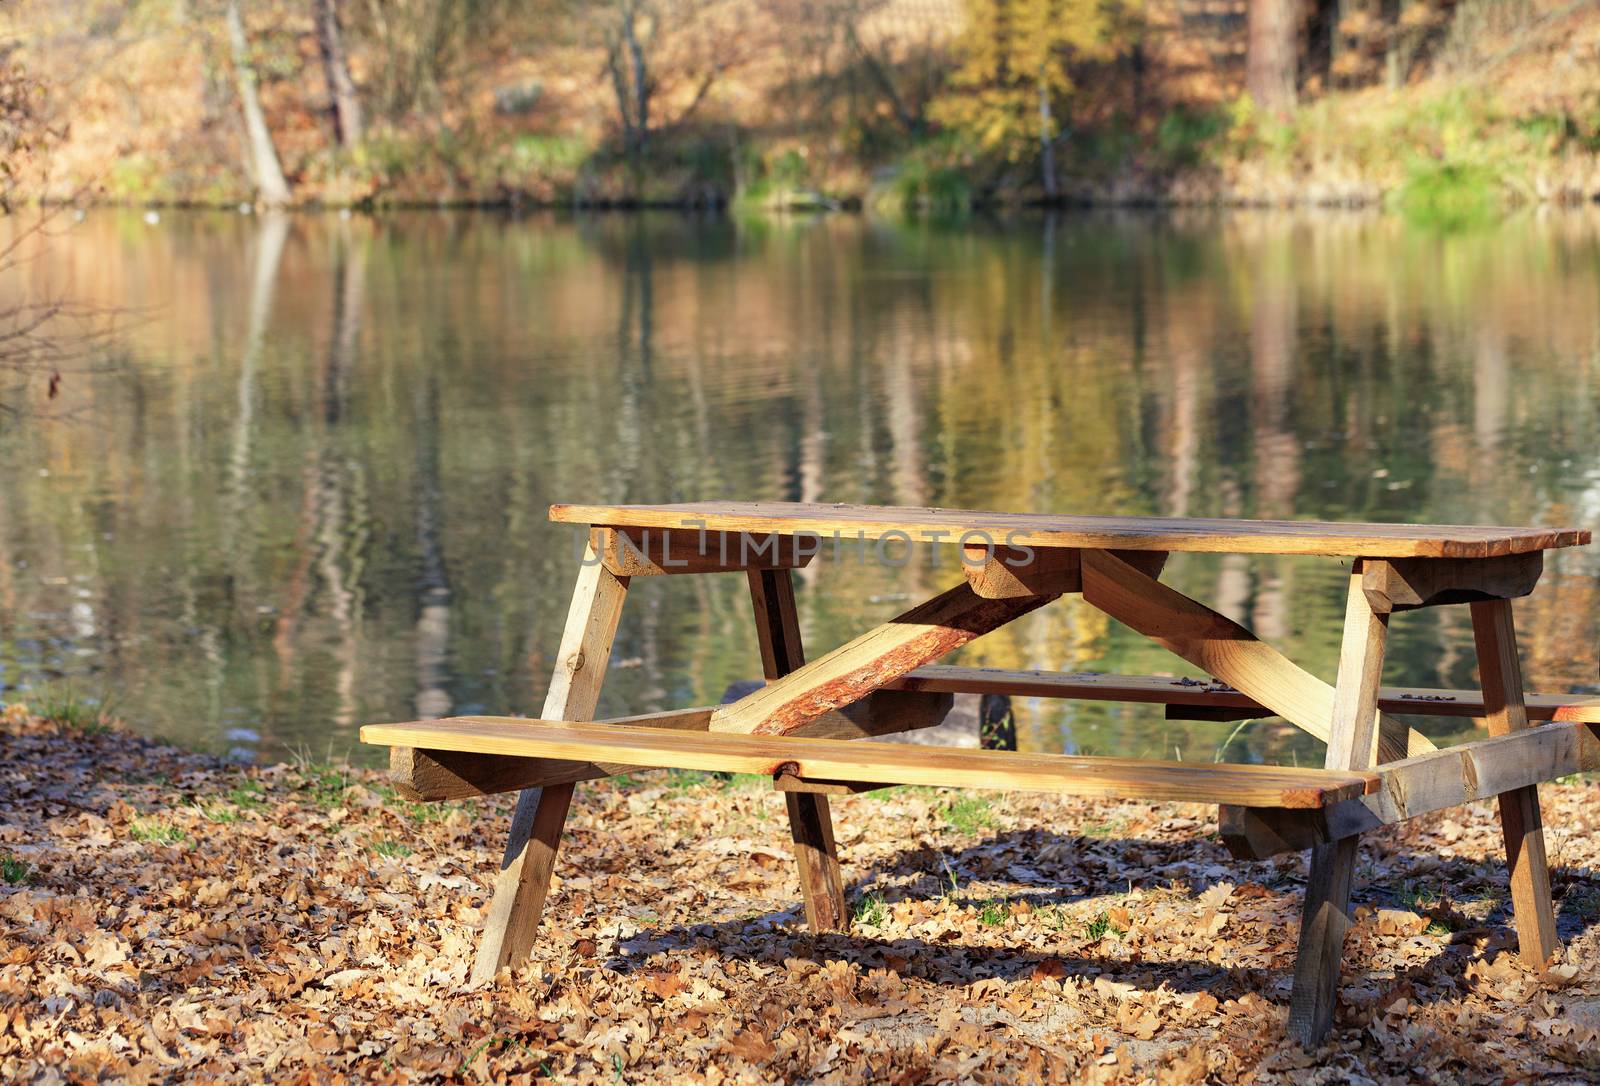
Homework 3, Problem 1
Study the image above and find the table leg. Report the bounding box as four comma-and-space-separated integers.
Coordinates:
748, 568, 847, 932
472, 546, 630, 982
1288, 565, 1388, 1045
1471, 599, 1559, 968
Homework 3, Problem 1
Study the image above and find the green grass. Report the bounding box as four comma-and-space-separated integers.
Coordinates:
226, 781, 268, 810
194, 802, 242, 824
939, 795, 995, 835
852, 893, 889, 927
129, 817, 187, 846
299, 767, 352, 810
369, 839, 413, 859
370, 784, 463, 824
1, 856, 30, 885
1395, 160, 1502, 229
977, 899, 1008, 928
1080, 816, 1128, 839
1084, 910, 1125, 942
28, 688, 114, 734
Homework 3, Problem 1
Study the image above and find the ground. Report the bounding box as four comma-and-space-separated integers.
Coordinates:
3, 706, 1600, 1084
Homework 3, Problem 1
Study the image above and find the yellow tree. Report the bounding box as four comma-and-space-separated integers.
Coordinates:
934, 0, 1133, 198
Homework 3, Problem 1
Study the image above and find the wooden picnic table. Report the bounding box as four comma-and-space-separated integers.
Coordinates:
362, 501, 1594, 1045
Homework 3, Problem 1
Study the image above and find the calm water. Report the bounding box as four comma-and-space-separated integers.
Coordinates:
2, 209, 1599, 765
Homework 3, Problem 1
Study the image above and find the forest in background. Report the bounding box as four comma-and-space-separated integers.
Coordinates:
2, 0, 1599, 215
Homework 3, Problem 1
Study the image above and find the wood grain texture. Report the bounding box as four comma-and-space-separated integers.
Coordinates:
387, 692, 954, 800
1472, 599, 1559, 969
711, 582, 1054, 736
1289, 569, 1389, 1047
592, 527, 815, 577
1220, 719, 1600, 858
472, 548, 628, 983
747, 568, 846, 934
963, 544, 1082, 598
549, 501, 1589, 558
360, 718, 1379, 809
1079, 550, 1434, 763
391, 707, 713, 800
1362, 553, 1542, 613
888, 665, 1600, 723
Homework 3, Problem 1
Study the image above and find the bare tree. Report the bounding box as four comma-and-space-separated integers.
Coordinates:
314, 0, 363, 146
599, 0, 737, 159
1247, 0, 1300, 116
224, 0, 292, 205
0, 48, 95, 418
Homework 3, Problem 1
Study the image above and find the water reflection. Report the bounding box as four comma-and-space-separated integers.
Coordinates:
1, 209, 1597, 764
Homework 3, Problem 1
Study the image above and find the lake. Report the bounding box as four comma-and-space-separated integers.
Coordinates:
2, 208, 1598, 766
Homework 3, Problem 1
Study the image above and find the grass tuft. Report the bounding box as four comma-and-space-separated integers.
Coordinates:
940, 795, 995, 835
852, 893, 889, 927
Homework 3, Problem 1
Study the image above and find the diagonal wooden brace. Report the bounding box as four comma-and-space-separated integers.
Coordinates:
711, 581, 1059, 736
1079, 549, 1436, 764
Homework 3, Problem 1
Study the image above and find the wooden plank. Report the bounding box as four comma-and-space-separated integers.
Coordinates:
1079, 550, 1435, 763
710, 582, 1055, 736
473, 547, 628, 983
391, 707, 713, 801
1472, 599, 1559, 969
963, 544, 1082, 599
1220, 719, 1600, 858
1289, 567, 1389, 1047
592, 527, 815, 577
888, 664, 1600, 723
360, 718, 1380, 809
748, 568, 846, 934
389, 691, 953, 800
549, 501, 1589, 559
1362, 553, 1542, 613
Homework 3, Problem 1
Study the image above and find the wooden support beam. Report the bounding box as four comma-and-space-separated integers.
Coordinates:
473, 547, 629, 983
1219, 718, 1600, 858
773, 773, 890, 796
963, 544, 1082, 599
1473, 599, 1559, 969
1362, 553, 1542, 614
888, 664, 1600, 723
711, 581, 1056, 736
1289, 567, 1388, 1047
1080, 549, 1435, 763
748, 568, 846, 934
592, 526, 815, 577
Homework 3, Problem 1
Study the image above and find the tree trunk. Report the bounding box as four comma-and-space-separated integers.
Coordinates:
225, 0, 292, 205
1247, 0, 1300, 116
1036, 75, 1058, 200
623, 2, 650, 154
313, 0, 363, 146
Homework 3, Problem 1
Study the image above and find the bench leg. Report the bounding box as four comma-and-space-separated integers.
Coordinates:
1471, 599, 1559, 968
472, 548, 630, 982
1289, 566, 1388, 1045
749, 568, 847, 932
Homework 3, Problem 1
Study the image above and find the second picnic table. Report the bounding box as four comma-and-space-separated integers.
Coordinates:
362, 501, 1594, 1045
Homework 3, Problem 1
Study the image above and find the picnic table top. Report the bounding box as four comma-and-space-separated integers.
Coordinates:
550, 501, 1590, 559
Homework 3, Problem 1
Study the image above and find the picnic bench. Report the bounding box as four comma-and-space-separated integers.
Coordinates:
360, 501, 1596, 1045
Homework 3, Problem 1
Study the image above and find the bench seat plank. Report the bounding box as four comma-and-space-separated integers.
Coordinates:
361, 718, 1378, 809
549, 501, 1588, 559
888, 665, 1600, 724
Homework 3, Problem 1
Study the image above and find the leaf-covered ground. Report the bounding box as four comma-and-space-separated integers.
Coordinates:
5, 706, 1600, 1084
